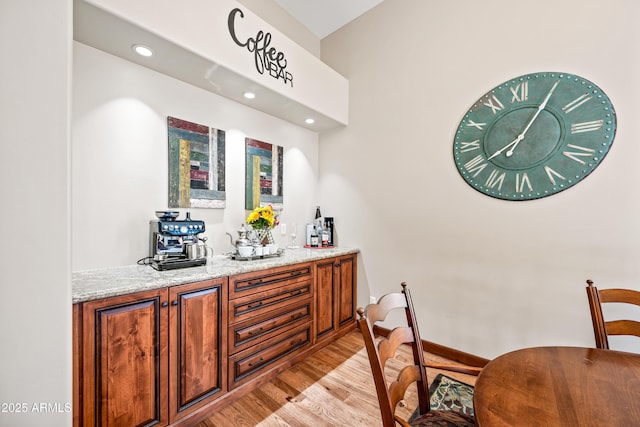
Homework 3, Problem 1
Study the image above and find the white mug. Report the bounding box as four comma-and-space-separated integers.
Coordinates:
254, 245, 264, 256
237, 246, 253, 257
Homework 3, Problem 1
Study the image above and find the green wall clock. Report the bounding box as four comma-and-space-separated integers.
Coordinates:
453, 72, 616, 200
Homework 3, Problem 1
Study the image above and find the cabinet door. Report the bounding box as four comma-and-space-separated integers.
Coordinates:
169, 279, 227, 422
73, 304, 81, 427
315, 255, 357, 342
336, 254, 356, 327
315, 258, 337, 340
82, 289, 168, 427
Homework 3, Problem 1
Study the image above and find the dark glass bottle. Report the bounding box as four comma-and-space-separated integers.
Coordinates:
310, 225, 319, 247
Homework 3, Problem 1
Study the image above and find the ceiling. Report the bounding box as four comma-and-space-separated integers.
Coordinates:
274, 0, 383, 39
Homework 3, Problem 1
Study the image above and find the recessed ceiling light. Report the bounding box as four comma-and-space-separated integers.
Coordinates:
132, 44, 153, 57
305, 118, 315, 124
243, 92, 256, 99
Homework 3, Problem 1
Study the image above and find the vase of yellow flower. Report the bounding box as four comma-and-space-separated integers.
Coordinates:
246, 205, 279, 245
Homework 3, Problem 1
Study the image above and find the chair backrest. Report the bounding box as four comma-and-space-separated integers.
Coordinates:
356, 282, 429, 427
586, 279, 640, 349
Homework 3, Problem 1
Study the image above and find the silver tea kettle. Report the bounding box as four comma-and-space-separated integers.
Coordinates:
226, 224, 251, 249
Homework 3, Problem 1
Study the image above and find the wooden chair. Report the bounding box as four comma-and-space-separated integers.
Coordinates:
586, 279, 640, 349
357, 282, 481, 427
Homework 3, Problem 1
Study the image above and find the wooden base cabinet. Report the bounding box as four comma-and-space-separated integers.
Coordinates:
76, 278, 227, 427
315, 254, 357, 344
74, 255, 357, 426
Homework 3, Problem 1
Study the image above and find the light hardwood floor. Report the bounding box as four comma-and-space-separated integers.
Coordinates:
195, 330, 478, 427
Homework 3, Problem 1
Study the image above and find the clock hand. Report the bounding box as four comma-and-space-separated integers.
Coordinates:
487, 135, 522, 160
487, 79, 560, 161
505, 79, 560, 157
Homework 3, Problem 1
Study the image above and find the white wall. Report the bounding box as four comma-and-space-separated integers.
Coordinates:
320, 0, 640, 358
72, 42, 319, 270
0, 1, 72, 426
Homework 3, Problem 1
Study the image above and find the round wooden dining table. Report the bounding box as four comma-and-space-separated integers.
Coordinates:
473, 346, 640, 426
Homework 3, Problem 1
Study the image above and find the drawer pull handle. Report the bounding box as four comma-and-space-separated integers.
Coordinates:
247, 327, 264, 336
248, 357, 264, 367
290, 338, 303, 347
290, 271, 302, 277
290, 290, 303, 297
291, 313, 303, 320
247, 301, 263, 309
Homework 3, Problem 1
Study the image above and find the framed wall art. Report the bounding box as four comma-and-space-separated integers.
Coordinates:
245, 137, 283, 210
167, 116, 226, 208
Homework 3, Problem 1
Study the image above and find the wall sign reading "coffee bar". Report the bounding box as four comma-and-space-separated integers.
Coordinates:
228, 8, 294, 87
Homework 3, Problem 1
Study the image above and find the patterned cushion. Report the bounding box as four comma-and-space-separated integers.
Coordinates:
411, 409, 476, 427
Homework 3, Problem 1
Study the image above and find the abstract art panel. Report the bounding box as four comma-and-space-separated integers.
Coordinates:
168, 116, 226, 208
245, 138, 283, 210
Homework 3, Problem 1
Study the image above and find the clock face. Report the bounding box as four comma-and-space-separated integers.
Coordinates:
453, 72, 616, 200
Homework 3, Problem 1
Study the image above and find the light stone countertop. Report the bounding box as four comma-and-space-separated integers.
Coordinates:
72, 247, 359, 303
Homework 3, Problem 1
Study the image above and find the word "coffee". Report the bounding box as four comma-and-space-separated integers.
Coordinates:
228, 8, 294, 87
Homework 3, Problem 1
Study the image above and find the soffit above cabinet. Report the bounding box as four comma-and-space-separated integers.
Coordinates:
73, 0, 349, 132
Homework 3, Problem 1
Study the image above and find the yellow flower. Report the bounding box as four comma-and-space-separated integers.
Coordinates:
246, 205, 279, 230
247, 211, 259, 222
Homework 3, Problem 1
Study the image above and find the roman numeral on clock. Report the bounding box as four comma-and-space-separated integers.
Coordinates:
483, 95, 504, 114
562, 144, 596, 165
571, 120, 603, 134
562, 93, 592, 114
463, 155, 487, 177
516, 173, 532, 193
510, 82, 529, 103
459, 140, 480, 153
485, 169, 505, 190
544, 166, 566, 186
466, 120, 486, 130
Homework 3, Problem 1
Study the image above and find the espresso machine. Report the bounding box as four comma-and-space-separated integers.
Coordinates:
149, 211, 207, 270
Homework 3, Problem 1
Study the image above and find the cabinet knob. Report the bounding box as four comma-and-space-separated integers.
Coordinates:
161, 301, 169, 308
172, 300, 179, 306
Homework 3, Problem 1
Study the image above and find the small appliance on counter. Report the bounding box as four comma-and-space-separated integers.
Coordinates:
149, 211, 208, 271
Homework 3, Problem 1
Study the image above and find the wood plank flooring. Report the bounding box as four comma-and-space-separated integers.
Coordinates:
195, 331, 477, 427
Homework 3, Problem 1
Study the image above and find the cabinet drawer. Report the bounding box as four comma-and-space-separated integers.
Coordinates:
229, 301, 312, 355
229, 263, 313, 299
229, 281, 312, 324
228, 323, 311, 389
